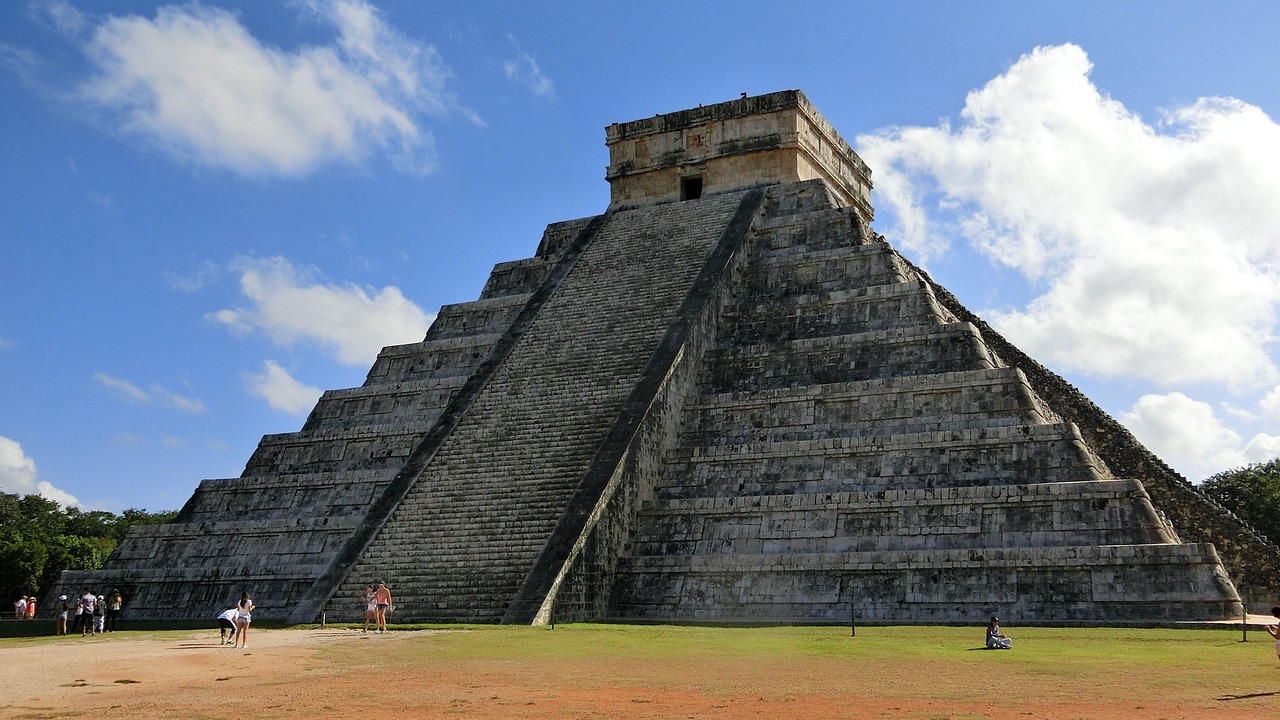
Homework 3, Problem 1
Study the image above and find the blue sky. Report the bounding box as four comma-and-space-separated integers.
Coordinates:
2, 1, 1278, 512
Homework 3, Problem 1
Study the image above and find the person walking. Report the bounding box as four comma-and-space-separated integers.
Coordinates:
373, 581, 392, 634
234, 592, 254, 649
79, 590, 97, 637
362, 584, 377, 634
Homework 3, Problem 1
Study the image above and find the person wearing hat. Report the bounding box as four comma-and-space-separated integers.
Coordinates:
373, 581, 392, 634
55, 595, 69, 636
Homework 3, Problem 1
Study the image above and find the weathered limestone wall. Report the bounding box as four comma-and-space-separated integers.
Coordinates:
606, 90, 873, 221
907, 257, 1280, 609
604, 179, 1243, 623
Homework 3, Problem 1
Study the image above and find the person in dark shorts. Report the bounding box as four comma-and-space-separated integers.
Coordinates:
217, 607, 239, 645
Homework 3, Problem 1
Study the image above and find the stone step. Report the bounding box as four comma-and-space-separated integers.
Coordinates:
424, 293, 532, 341
749, 204, 869, 256
301, 376, 467, 433
179, 469, 393, 521
630, 479, 1175, 557
103, 516, 360, 568
742, 242, 914, 299
243, 425, 428, 476
704, 321, 1001, 394
683, 367, 1059, 446
363, 333, 504, 385
608, 542, 1239, 622
661, 422, 1107, 498
721, 280, 952, 342
754, 179, 839, 221
479, 257, 553, 299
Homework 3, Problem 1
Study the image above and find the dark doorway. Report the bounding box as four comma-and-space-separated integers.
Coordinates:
680, 176, 703, 200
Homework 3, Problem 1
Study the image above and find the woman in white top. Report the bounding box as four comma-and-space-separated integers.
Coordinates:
234, 592, 254, 649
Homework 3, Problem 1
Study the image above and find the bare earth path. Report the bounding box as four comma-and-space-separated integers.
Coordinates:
2, 625, 1278, 719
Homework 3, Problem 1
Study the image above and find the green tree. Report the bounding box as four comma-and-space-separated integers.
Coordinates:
0, 492, 176, 603
0, 537, 48, 600
1202, 458, 1280, 545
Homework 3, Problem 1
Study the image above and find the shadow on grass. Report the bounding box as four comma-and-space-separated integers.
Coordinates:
1217, 690, 1280, 701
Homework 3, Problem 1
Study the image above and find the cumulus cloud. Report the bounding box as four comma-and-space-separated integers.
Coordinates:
245, 360, 321, 414
93, 372, 206, 412
1121, 393, 1246, 481
1123, 392, 1280, 480
857, 43, 1280, 392
73, 0, 463, 176
503, 35, 554, 98
211, 256, 432, 366
0, 435, 80, 507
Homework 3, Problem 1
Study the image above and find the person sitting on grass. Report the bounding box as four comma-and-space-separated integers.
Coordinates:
986, 616, 1012, 649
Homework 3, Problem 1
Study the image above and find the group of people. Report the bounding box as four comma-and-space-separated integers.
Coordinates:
362, 581, 393, 634
12, 596, 37, 621
215, 592, 256, 648
48, 589, 124, 636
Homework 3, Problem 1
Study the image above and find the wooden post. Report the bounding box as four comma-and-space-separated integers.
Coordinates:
850, 599, 856, 637
1242, 603, 1247, 643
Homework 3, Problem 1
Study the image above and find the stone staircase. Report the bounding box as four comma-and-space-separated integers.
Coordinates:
321, 190, 760, 623
605, 187, 1240, 622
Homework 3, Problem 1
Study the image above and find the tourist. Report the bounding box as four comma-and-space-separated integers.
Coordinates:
92, 595, 107, 635
235, 592, 254, 649
363, 584, 377, 633
374, 581, 392, 634
24, 596, 36, 620
105, 589, 123, 632
986, 616, 1012, 649
14, 596, 26, 620
1266, 606, 1280, 662
77, 589, 96, 636
217, 607, 239, 645
54, 595, 69, 636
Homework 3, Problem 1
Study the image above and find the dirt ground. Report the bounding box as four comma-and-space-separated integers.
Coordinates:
1, 626, 1277, 719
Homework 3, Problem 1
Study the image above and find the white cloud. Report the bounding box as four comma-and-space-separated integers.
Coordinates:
1121, 393, 1246, 481
503, 35, 554, 98
1260, 386, 1280, 421
211, 255, 432, 366
32, 0, 87, 37
93, 372, 206, 412
245, 360, 322, 414
0, 435, 80, 507
164, 259, 222, 292
75, 0, 462, 176
857, 43, 1280, 392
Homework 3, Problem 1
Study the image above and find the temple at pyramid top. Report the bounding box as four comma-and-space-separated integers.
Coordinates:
605, 89, 873, 221
50, 90, 1280, 626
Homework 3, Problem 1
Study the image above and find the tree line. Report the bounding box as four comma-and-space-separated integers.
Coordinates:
1201, 458, 1280, 548
1, 493, 177, 607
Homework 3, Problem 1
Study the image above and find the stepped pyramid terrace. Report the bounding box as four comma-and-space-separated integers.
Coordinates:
52, 90, 1280, 624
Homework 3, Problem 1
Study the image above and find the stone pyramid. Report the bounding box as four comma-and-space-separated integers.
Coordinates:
55, 90, 1279, 624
